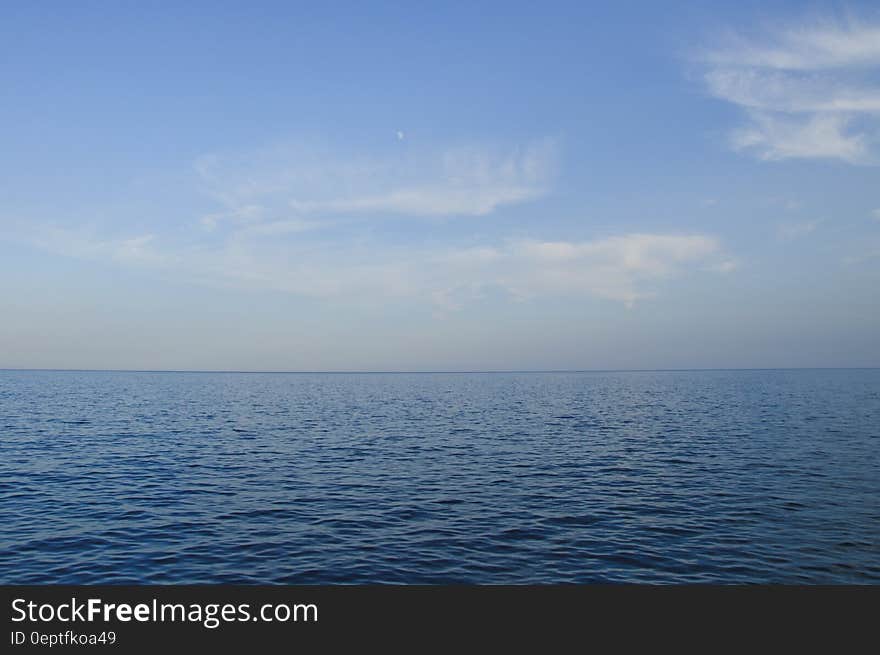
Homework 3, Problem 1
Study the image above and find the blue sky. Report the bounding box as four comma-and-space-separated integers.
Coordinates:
2, 1, 879, 370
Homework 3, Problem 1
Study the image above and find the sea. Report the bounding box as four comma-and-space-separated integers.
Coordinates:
1, 368, 878, 583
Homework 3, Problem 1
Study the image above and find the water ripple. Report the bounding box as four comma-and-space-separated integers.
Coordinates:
1, 369, 879, 583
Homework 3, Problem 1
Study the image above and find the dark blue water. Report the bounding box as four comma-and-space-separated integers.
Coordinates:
1, 369, 878, 583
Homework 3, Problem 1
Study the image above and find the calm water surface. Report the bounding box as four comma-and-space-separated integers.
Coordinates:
1, 369, 878, 583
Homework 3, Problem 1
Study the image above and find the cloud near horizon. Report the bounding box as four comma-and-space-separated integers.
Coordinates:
19, 222, 732, 309
700, 16, 880, 163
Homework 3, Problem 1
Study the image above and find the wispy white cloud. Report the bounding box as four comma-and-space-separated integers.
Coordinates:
200, 204, 266, 230
705, 20, 880, 70
288, 185, 543, 217
483, 234, 726, 307
705, 68, 880, 113
27, 225, 175, 267
700, 15, 880, 163
730, 113, 868, 162
777, 218, 822, 239
195, 139, 556, 226
17, 223, 730, 309
872, 208, 880, 221
230, 218, 329, 238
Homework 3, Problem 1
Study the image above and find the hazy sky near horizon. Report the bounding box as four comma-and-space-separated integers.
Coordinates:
2, 1, 879, 371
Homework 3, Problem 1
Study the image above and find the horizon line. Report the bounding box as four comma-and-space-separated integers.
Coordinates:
1, 366, 878, 375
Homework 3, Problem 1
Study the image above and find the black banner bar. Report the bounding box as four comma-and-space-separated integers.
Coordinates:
2, 585, 876, 651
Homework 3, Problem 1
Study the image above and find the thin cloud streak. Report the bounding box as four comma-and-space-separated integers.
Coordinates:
18, 224, 732, 309
195, 139, 557, 226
